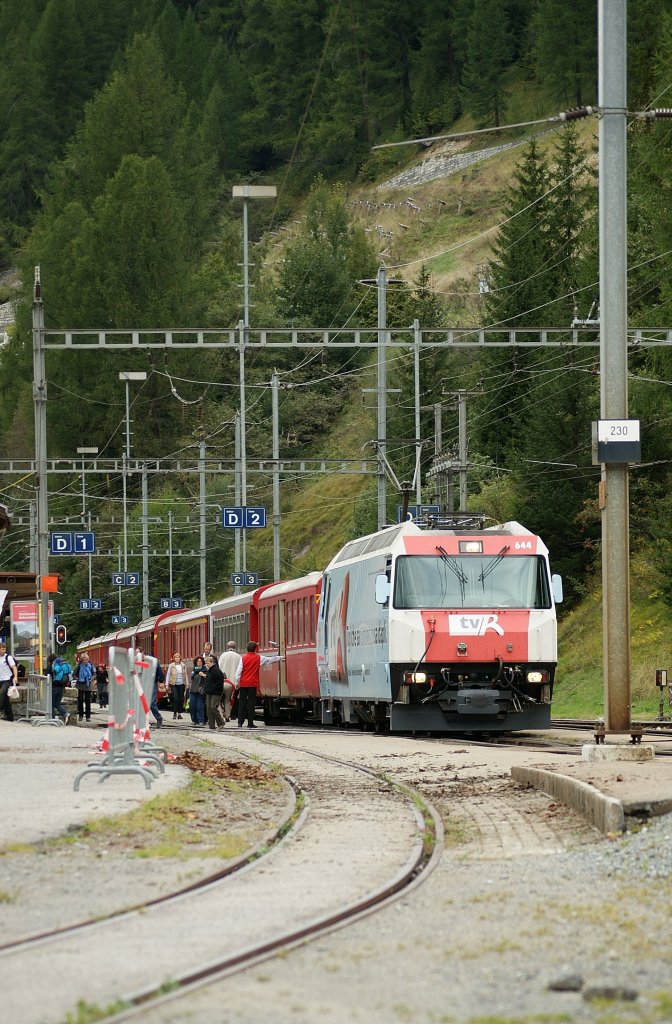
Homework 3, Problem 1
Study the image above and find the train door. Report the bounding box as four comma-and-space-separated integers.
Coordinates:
278, 600, 288, 697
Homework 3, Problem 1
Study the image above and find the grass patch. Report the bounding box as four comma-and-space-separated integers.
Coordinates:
62, 998, 131, 1024
554, 552, 672, 721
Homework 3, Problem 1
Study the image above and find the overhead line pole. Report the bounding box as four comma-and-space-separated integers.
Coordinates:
32, 268, 49, 672
377, 266, 387, 529
599, 0, 631, 732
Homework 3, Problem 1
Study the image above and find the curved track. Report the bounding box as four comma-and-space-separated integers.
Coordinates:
4, 735, 442, 1024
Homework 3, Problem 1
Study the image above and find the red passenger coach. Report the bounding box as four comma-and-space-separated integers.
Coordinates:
134, 610, 183, 663
257, 572, 322, 723
210, 586, 276, 653
157, 605, 211, 667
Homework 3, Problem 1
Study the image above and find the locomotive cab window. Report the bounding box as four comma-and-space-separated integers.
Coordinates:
393, 554, 551, 609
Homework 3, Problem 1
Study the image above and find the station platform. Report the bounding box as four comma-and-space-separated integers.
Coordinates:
1, 716, 671, 845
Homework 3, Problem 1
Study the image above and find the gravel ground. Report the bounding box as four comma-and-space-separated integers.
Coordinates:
136, 731, 672, 1024
0, 729, 293, 941
3, 724, 672, 1024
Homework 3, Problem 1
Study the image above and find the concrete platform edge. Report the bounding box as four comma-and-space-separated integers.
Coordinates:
511, 766, 625, 835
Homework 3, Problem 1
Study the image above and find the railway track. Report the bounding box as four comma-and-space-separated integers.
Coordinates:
4, 735, 442, 1024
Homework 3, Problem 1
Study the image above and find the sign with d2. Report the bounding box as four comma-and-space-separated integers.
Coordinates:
245, 507, 266, 528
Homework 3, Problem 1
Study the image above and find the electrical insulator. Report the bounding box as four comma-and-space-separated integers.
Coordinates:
558, 106, 595, 122
634, 108, 672, 120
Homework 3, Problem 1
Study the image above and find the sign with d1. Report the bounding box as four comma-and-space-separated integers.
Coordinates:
50, 532, 73, 555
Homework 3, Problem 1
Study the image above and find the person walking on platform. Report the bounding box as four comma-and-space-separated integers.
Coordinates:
49, 652, 70, 723
0, 642, 18, 722
234, 641, 283, 729
166, 652, 186, 720
74, 652, 95, 722
218, 641, 241, 722
96, 663, 109, 708
189, 656, 207, 726
203, 655, 225, 730
149, 660, 165, 729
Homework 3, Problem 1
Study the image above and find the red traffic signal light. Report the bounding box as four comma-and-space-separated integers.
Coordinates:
55, 625, 67, 645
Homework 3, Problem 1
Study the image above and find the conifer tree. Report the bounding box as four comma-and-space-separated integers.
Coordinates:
461, 0, 511, 128
531, 0, 596, 106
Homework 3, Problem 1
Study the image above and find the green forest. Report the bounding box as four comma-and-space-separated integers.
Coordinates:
2, 0, 672, 705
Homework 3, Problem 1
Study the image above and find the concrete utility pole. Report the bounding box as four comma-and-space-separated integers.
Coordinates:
232, 184, 277, 579
413, 320, 422, 504
199, 437, 206, 606
271, 372, 281, 582
234, 413, 241, 592
141, 467, 149, 620
599, 0, 631, 731
458, 390, 468, 512
119, 371, 146, 575
31, 267, 49, 671
377, 267, 387, 529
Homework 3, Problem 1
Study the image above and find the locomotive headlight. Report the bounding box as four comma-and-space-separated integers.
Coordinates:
526, 670, 550, 684
405, 671, 427, 684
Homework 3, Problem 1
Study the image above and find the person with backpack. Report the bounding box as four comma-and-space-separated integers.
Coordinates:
0, 642, 18, 722
49, 652, 71, 723
73, 652, 95, 722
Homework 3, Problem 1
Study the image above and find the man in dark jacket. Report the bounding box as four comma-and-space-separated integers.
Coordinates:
150, 661, 165, 728
204, 656, 225, 730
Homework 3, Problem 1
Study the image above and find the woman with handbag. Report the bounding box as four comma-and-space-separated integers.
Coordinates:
74, 652, 96, 722
165, 652, 186, 720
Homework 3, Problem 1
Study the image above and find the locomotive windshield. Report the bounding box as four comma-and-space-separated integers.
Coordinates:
393, 554, 551, 609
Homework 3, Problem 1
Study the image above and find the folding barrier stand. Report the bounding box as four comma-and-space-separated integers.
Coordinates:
130, 652, 165, 771
74, 647, 156, 790
26, 673, 63, 727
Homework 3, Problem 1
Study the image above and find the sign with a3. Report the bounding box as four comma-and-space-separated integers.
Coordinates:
111, 615, 129, 626
230, 572, 259, 587
222, 507, 267, 529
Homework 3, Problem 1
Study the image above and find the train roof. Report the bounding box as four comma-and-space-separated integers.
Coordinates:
134, 609, 183, 633
328, 519, 543, 568
168, 602, 213, 625
257, 572, 322, 601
